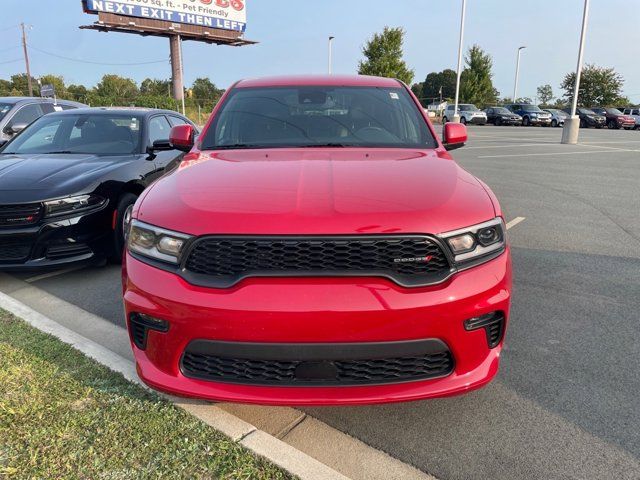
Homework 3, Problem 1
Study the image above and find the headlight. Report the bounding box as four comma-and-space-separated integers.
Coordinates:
127, 219, 192, 265
44, 194, 106, 218
440, 218, 506, 265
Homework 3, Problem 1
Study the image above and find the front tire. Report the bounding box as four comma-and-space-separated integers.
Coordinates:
460, 117, 467, 125
442, 116, 448, 124
109, 193, 138, 264
551, 119, 558, 127
523, 116, 530, 127
607, 120, 617, 129
495, 118, 502, 126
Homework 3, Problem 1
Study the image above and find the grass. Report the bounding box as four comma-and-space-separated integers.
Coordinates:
0, 310, 292, 480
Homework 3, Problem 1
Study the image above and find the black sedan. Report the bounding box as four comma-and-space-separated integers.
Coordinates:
0, 108, 196, 269
563, 107, 605, 129
484, 106, 523, 126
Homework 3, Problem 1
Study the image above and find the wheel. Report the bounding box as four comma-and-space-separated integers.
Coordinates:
523, 116, 530, 126
460, 117, 467, 125
495, 118, 502, 126
551, 119, 558, 127
109, 193, 138, 263
607, 120, 617, 129
442, 116, 448, 124
580, 119, 587, 128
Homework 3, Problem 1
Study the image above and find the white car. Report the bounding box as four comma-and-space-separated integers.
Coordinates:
622, 108, 640, 130
442, 104, 487, 125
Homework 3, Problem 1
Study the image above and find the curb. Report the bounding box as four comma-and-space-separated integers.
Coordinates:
0, 291, 349, 480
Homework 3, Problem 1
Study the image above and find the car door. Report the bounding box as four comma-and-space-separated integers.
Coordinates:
147, 114, 185, 178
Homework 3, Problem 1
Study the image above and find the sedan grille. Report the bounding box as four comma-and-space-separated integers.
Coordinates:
182, 235, 452, 288
0, 203, 43, 228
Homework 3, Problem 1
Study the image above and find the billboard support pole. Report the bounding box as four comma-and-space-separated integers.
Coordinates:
170, 34, 185, 111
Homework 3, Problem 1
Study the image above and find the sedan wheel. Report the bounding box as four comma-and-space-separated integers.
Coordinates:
607, 120, 617, 129
551, 119, 558, 127
460, 117, 467, 125
523, 116, 530, 127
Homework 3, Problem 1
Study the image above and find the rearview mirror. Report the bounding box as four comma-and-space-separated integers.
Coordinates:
442, 123, 467, 151
5, 123, 28, 136
169, 125, 195, 153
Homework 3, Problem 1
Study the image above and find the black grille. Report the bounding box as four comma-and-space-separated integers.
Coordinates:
0, 203, 42, 228
0, 238, 32, 262
183, 236, 452, 288
46, 243, 92, 260
464, 312, 505, 349
181, 341, 454, 386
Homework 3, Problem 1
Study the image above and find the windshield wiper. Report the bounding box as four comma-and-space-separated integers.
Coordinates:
300, 143, 348, 148
211, 144, 270, 150
45, 151, 75, 154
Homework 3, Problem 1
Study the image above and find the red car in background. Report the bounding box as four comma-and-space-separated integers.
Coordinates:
591, 107, 635, 130
122, 75, 512, 405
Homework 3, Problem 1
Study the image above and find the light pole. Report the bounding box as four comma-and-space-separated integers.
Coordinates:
513, 46, 526, 102
328, 36, 335, 75
452, 0, 466, 123
562, 0, 591, 144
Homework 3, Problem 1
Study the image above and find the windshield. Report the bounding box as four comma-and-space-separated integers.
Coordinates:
0, 103, 13, 122
578, 108, 597, 115
494, 107, 511, 114
459, 104, 479, 111
521, 105, 543, 112
0, 113, 142, 155
606, 108, 623, 115
202, 86, 437, 150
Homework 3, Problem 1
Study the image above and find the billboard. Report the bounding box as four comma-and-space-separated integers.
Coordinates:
84, 0, 247, 32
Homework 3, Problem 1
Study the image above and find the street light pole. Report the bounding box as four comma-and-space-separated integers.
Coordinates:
453, 0, 466, 123
513, 46, 526, 102
562, 0, 591, 144
328, 36, 335, 75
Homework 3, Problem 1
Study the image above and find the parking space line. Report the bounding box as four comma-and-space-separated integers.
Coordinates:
506, 217, 526, 230
24, 266, 86, 284
477, 149, 635, 159
466, 143, 561, 150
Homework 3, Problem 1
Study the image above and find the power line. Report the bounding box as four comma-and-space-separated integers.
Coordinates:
28, 44, 168, 66
0, 25, 18, 33
0, 58, 22, 65
0, 45, 20, 53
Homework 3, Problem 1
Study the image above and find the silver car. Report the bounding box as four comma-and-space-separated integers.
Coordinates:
622, 108, 640, 130
0, 97, 86, 146
443, 104, 488, 125
544, 109, 569, 128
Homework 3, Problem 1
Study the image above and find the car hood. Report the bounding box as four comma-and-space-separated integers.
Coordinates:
137, 148, 497, 236
0, 153, 137, 202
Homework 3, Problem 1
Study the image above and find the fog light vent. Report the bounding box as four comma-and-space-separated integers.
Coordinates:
464, 312, 505, 349
129, 313, 169, 350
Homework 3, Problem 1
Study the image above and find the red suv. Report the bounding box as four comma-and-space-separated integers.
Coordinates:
122, 75, 512, 405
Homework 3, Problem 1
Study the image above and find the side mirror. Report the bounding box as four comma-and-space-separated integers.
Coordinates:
443, 123, 467, 151
169, 125, 195, 153
5, 123, 28, 136
149, 139, 173, 152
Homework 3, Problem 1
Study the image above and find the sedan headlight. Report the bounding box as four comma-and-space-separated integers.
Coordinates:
44, 194, 107, 218
127, 219, 192, 265
440, 218, 506, 265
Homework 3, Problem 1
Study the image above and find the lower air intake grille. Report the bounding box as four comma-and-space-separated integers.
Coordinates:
182, 235, 452, 288
180, 340, 454, 386
0, 238, 32, 262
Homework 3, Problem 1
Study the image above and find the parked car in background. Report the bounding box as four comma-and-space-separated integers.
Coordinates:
484, 106, 522, 126
123, 75, 512, 405
505, 104, 552, 126
563, 107, 606, 128
590, 107, 635, 130
544, 109, 569, 127
622, 107, 640, 129
0, 108, 196, 269
443, 104, 487, 125
0, 97, 86, 145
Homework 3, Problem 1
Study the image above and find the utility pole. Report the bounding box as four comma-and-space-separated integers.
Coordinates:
513, 46, 526, 102
328, 36, 335, 74
170, 34, 185, 114
562, 0, 590, 144
21, 23, 33, 97
453, 0, 466, 123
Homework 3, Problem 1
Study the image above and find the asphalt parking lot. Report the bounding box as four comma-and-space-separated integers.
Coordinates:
4, 125, 640, 479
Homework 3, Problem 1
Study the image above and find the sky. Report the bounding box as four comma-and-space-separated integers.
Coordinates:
1, 0, 639, 102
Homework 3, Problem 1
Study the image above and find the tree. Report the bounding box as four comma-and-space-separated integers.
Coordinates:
191, 78, 222, 102
420, 69, 457, 103
560, 64, 624, 106
358, 27, 414, 85
537, 84, 553, 105
10, 74, 39, 96
459, 45, 498, 106
94, 74, 139, 100
0, 79, 11, 96
67, 84, 88, 102
140, 78, 171, 96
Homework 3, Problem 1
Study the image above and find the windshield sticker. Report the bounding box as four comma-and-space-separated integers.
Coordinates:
390, 92, 399, 100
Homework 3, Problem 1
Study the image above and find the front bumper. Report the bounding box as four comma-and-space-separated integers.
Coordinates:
468, 117, 487, 125
529, 117, 552, 125
123, 248, 512, 405
0, 206, 112, 270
